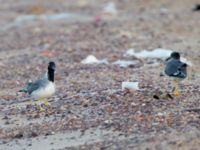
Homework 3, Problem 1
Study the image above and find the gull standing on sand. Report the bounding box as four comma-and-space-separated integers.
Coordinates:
165, 52, 187, 96
19, 61, 56, 110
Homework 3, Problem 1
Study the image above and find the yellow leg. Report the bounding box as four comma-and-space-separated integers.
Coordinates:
37, 98, 50, 111
39, 106, 46, 112
172, 79, 181, 96
38, 98, 50, 106
37, 98, 46, 112
43, 99, 50, 106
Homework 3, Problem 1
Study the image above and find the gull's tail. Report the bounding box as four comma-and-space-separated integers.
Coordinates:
18, 81, 33, 93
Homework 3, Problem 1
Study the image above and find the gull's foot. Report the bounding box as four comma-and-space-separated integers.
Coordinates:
40, 103, 51, 112
44, 101, 50, 107
36, 104, 46, 112
38, 99, 50, 110
173, 90, 181, 97
39, 106, 46, 112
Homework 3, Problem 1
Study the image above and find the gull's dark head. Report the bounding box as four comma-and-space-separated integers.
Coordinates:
166, 51, 180, 61
170, 52, 180, 60
48, 61, 56, 82
48, 61, 56, 71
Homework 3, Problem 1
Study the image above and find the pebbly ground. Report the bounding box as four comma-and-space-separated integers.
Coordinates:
0, 0, 200, 149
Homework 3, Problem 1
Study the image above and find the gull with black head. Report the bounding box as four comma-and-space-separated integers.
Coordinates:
20, 61, 56, 110
165, 52, 187, 96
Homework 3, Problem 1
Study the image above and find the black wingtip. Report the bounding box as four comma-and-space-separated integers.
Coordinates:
18, 89, 27, 93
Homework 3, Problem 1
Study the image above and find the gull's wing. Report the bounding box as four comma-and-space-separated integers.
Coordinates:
173, 63, 187, 78
165, 60, 187, 78
27, 79, 49, 94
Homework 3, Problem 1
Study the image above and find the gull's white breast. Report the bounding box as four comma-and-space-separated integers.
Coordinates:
31, 82, 55, 100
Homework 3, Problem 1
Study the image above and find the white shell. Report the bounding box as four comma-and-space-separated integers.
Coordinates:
122, 82, 139, 90
81, 55, 108, 64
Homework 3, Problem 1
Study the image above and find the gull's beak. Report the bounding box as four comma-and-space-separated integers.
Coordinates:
165, 56, 171, 62
48, 65, 56, 70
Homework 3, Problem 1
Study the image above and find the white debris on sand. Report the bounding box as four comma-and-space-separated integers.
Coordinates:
125, 48, 172, 58
122, 82, 139, 90
15, 13, 77, 23
180, 57, 193, 66
81, 55, 108, 64
112, 60, 139, 67
103, 2, 117, 16
12, 13, 92, 26
125, 48, 193, 66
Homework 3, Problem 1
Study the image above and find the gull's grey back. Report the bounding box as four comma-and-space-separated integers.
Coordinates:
27, 78, 49, 95
165, 59, 187, 78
